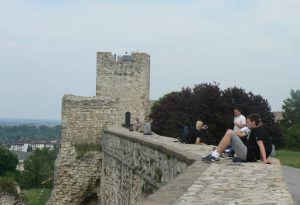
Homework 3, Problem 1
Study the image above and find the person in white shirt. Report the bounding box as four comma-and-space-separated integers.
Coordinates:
233, 108, 246, 131
221, 108, 247, 157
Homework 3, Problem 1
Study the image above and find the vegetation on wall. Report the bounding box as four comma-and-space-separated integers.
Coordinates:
74, 143, 102, 159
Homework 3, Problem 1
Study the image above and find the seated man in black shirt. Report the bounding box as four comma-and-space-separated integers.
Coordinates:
202, 113, 272, 163
185, 121, 208, 144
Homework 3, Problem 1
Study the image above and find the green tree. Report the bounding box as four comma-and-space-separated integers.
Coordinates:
280, 89, 300, 150
283, 123, 300, 151
0, 145, 18, 175
282, 89, 300, 126
18, 148, 58, 189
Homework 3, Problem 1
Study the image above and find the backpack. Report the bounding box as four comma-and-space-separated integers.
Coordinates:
182, 125, 189, 141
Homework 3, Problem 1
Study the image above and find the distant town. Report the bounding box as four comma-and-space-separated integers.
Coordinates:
0, 118, 61, 126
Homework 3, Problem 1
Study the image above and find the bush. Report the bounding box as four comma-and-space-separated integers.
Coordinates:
151, 83, 284, 147
0, 176, 18, 196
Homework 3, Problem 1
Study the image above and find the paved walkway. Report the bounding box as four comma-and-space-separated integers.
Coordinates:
282, 166, 300, 205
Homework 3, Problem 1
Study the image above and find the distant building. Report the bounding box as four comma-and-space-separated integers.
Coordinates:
9, 140, 58, 152
273, 111, 283, 123
13, 151, 33, 171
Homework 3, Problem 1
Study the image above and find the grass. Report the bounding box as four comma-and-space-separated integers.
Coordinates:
23, 188, 52, 205
276, 150, 300, 168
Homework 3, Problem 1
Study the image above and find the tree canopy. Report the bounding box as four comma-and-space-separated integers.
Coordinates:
280, 89, 300, 150
150, 83, 284, 148
0, 145, 18, 175
18, 147, 58, 189
281, 89, 300, 126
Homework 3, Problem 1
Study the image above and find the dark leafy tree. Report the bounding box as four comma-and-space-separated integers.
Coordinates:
151, 83, 283, 147
0, 145, 18, 175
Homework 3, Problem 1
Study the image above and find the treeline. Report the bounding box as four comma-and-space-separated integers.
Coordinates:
0, 125, 61, 142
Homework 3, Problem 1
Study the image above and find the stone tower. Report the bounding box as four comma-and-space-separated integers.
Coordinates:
96, 52, 150, 125
47, 51, 150, 205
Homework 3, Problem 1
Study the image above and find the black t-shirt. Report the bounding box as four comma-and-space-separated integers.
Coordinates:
246, 126, 272, 161
187, 127, 207, 144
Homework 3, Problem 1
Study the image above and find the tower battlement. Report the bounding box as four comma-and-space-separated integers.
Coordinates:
97, 52, 150, 64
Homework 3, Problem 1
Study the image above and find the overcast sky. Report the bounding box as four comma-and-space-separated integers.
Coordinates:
0, 0, 299, 120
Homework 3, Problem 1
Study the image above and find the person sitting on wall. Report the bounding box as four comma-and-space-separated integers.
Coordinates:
202, 113, 272, 164
144, 117, 153, 135
132, 117, 142, 132
182, 121, 208, 144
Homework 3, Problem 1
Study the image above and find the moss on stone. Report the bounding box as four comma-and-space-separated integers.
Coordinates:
141, 181, 155, 197
155, 168, 162, 183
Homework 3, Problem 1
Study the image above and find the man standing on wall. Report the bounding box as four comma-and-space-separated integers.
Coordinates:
223, 107, 247, 157
233, 107, 246, 132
